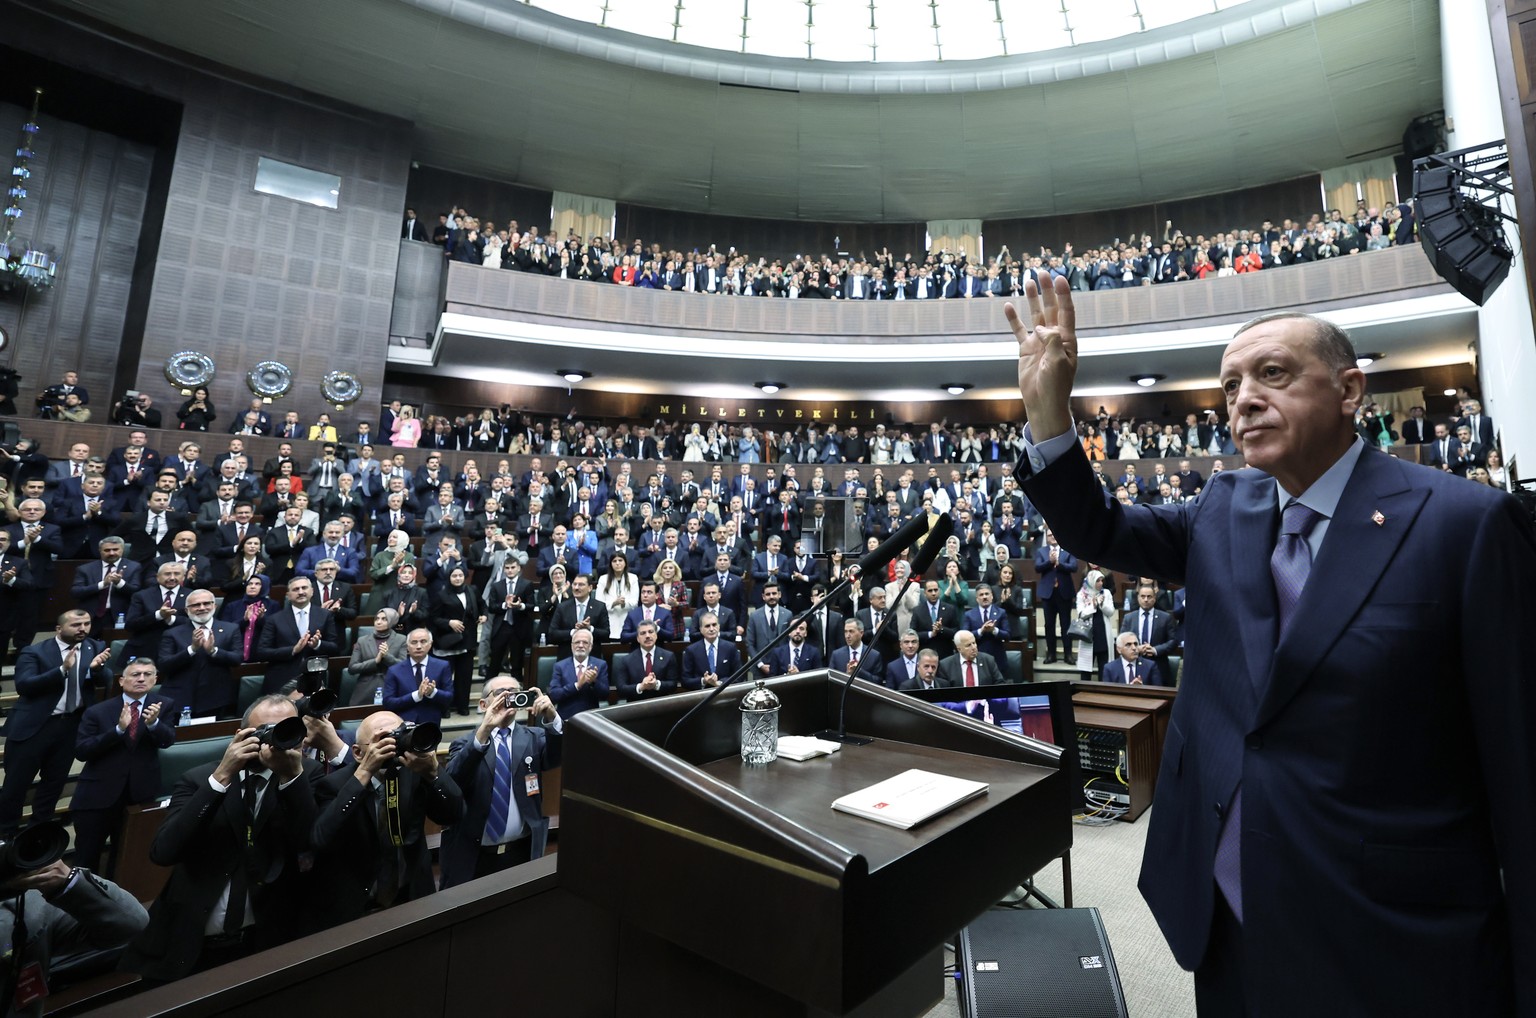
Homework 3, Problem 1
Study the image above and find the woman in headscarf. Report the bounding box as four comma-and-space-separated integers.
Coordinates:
1074, 568, 1117, 679
218, 573, 280, 661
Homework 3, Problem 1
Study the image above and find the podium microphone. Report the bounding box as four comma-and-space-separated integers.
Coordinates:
818, 512, 954, 745
661, 513, 934, 753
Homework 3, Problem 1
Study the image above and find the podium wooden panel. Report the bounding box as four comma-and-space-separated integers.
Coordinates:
559, 669, 1072, 1016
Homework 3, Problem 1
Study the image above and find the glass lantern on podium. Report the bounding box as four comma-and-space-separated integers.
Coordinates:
739, 680, 781, 765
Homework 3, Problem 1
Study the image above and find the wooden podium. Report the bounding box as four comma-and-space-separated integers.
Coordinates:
559, 670, 1073, 1018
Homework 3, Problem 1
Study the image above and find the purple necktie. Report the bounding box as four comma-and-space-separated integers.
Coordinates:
1214, 499, 1321, 923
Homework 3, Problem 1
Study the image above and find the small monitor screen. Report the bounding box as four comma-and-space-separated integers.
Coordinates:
936, 694, 1054, 743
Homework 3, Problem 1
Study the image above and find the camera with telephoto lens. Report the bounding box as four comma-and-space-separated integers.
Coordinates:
0, 822, 69, 882
381, 721, 440, 770
294, 687, 337, 719
503, 687, 539, 711
251, 716, 307, 751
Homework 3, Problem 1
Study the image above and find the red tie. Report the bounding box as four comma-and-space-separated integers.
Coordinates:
645, 653, 653, 676
163, 589, 174, 609
127, 700, 141, 739
323, 584, 332, 603
965, 661, 977, 687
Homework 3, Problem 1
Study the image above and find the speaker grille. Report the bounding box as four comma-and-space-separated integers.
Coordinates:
957, 907, 1129, 1018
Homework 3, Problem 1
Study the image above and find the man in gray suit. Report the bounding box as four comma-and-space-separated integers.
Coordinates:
745, 580, 790, 673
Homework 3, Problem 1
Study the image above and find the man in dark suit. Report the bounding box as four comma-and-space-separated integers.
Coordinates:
380, 628, 453, 725
119, 694, 317, 982
548, 630, 609, 719
765, 619, 822, 677
70, 657, 178, 874
1457, 398, 1495, 450
294, 520, 363, 583
546, 573, 609, 651
616, 620, 680, 700
899, 648, 954, 692
804, 594, 846, 660
53, 474, 115, 558
71, 537, 142, 639
4, 498, 64, 658
118, 562, 189, 669
619, 579, 676, 647
1119, 582, 1178, 686
157, 588, 243, 717
1422, 422, 1459, 472
745, 581, 790, 665
114, 489, 186, 566
911, 579, 961, 660
936, 630, 1004, 687
1032, 529, 1078, 663
154, 530, 209, 589
853, 586, 900, 669
962, 584, 1011, 670
681, 612, 742, 690
439, 677, 561, 887
1398, 406, 1432, 445
828, 617, 885, 679
705, 552, 748, 620
254, 576, 341, 695
486, 559, 536, 680
308, 710, 464, 929
1449, 424, 1485, 477
0, 610, 113, 835
1103, 632, 1163, 685
262, 506, 314, 583
1009, 280, 1536, 1014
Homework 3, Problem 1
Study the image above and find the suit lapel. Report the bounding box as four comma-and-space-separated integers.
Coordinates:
1256, 452, 1425, 728
1228, 474, 1279, 699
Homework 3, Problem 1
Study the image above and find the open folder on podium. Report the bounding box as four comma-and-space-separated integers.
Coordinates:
559, 669, 1073, 1018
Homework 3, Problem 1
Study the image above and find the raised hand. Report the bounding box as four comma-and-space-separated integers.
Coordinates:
1005, 274, 1079, 439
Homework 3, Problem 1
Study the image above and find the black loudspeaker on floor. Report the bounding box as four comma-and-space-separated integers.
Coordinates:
956, 907, 1129, 1018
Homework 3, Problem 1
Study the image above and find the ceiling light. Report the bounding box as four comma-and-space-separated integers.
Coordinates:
1444, 388, 1457, 396
1132, 374, 1165, 387
558, 370, 591, 384
1355, 353, 1384, 368
942, 383, 974, 396
755, 382, 786, 395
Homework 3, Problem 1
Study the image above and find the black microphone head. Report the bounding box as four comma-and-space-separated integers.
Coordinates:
908, 513, 955, 575
855, 512, 931, 577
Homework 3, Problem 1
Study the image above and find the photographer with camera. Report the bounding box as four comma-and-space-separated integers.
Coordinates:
0, 825, 148, 1017
439, 676, 560, 888
309, 710, 464, 928
121, 694, 317, 981
110, 392, 161, 430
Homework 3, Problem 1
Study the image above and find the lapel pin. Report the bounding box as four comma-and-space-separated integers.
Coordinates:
1371, 510, 1386, 526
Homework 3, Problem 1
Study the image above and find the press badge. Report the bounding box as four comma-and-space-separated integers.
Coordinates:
524, 757, 539, 796
14, 961, 46, 1008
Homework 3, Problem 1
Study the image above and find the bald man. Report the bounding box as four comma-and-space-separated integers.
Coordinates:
308, 711, 463, 930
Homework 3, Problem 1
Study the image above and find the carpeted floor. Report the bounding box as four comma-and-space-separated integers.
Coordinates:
925, 807, 1196, 1017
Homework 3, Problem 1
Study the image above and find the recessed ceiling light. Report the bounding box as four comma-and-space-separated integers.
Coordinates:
1131, 374, 1165, 388
1355, 352, 1384, 368
755, 382, 785, 395
943, 383, 973, 395
557, 369, 591, 384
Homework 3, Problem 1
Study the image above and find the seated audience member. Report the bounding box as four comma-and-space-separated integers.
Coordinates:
682, 612, 742, 690
71, 657, 179, 875
308, 711, 465, 928
439, 676, 561, 886
121, 695, 317, 980
548, 629, 609, 719
765, 618, 822, 677
617, 619, 680, 700
900, 648, 952, 691
1104, 631, 1162, 685
936, 630, 1003, 687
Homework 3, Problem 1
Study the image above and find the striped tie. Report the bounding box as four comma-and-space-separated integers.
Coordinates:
483, 729, 514, 843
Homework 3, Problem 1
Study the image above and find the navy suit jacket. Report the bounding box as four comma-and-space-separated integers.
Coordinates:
71, 559, 143, 621
72, 693, 178, 808
440, 720, 561, 887
828, 644, 884, 680
548, 656, 609, 718
1032, 544, 1078, 600
765, 641, 822, 678
382, 656, 453, 724
156, 620, 243, 715
1100, 657, 1162, 685
254, 604, 341, 694
1021, 439, 1536, 1014
294, 543, 362, 583
4, 639, 112, 742
681, 640, 742, 690
1119, 606, 1179, 683
616, 647, 680, 700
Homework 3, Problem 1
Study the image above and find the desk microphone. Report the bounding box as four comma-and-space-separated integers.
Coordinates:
661, 513, 934, 752
818, 513, 954, 744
